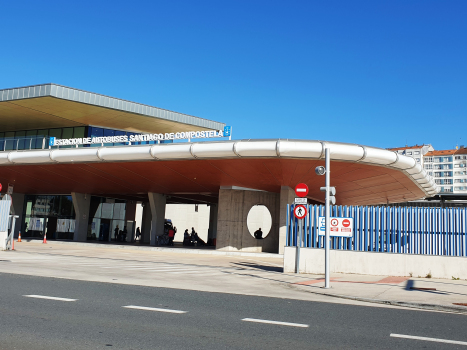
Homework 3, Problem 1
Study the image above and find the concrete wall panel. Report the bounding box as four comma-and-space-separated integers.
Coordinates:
216, 188, 279, 253
284, 246, 467, 279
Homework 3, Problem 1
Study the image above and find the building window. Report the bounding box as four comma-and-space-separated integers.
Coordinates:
414, 151, 420, 155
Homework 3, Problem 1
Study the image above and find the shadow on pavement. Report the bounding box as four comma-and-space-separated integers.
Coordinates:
232, 262, 283, 273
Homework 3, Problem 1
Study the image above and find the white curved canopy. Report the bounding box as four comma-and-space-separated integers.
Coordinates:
0, 139, 438, 197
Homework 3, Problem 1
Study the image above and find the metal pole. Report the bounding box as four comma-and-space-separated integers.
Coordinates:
295, 218, 302, 273
325, 148, 331, 288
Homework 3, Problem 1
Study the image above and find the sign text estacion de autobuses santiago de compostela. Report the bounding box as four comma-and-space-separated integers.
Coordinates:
49, 128, 230, 147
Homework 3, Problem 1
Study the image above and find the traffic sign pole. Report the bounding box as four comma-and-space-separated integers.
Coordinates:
325, 148, 331, 289
295, 217, 302, 273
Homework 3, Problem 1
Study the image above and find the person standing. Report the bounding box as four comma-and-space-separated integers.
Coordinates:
135, 227, 141, 241
168, 227, 175, 246
183, 229, 190, 246
191, 227, 198, 245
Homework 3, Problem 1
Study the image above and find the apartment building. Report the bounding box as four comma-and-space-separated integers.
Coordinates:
388, 144, 434, 169
389, 144, 467, 195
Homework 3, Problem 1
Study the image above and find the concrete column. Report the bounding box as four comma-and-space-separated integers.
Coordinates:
148, 192, 166, 246
141, 202, 151, 243
10, 193, 24, 238
71, 193, 91, 242
208, 204, 218, 242
278, 186, 295, 254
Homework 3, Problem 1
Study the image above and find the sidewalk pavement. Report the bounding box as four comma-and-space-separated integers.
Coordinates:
289, 272, 467, 314
3, 240, 467, 314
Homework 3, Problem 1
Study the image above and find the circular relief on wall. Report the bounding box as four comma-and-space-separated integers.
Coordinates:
247, 204, 272, 239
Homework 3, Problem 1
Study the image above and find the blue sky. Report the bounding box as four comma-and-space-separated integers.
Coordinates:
1, 0, 466, 150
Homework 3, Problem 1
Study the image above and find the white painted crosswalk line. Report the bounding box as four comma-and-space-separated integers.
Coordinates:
242, 318, 308, 328
123, 305, 187, 314
23, 295, 78, 302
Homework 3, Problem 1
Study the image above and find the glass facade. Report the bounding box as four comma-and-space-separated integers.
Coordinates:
0, 126, 172, 151
88, 196, 127, 241
22, 195, 75, 240
21, 194, 128, 242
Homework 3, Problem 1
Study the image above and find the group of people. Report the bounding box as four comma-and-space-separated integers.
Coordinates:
114, 225, 128, 242
132, 222, 207, 246
183, 227, 206, 246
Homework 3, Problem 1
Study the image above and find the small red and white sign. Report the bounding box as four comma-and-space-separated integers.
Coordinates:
318, 216, 354, 237
295, 183, 309, 198
294, 205, 307, 219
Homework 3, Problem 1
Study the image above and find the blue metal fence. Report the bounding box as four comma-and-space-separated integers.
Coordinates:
286, 205, 467, 257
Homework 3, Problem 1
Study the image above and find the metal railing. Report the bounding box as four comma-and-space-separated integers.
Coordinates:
286, 204, 467, 257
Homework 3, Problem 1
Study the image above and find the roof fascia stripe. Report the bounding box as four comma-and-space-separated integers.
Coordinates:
0, 83, 225, 130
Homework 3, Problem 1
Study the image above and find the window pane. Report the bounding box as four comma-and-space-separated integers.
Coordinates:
59, 196, 74, 216
113, 203, 126, 220
115, 130, 126, 146
73, 126, 86, 138
103, 128, 115, 146
36, 129, 49, 149
15, 131, 26, 150
61, 128, 74, 149
62, 127, 73, 139
89, 127, 104, 147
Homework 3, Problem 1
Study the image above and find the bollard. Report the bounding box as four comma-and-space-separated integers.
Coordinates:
43, 233, 47, 244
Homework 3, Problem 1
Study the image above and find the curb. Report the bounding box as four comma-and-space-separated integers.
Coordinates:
289, 283, 467, 314
17, 239, 284, 259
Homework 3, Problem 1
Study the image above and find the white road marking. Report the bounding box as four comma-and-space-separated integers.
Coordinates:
390, 333, 467, 346
122, 305, 187, 314
23, 295, 78, 302
242, 318, 308, 328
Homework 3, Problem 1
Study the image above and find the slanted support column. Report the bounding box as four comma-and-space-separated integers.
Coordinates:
279, 186, 295, 254
208, 204, 218, 244
141, 202, 151, 243
72, 193, 91, 242
148, 193, 166, 246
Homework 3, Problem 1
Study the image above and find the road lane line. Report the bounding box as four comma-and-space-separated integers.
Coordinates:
390, 333, 467, 346
23, 295, 78, 302
122, 305, 187, 314
242, 318, 308, 328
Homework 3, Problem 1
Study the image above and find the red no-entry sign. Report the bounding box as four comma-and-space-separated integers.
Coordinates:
295, 183, 308, 197
0, 183, 2, 192
294, 205, 307, 219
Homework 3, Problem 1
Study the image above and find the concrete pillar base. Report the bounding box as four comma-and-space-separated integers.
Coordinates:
148, 192, 166, 246
72, 193, 91, 242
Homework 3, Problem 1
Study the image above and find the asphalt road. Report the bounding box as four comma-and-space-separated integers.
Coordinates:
1, 273, 467, 349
